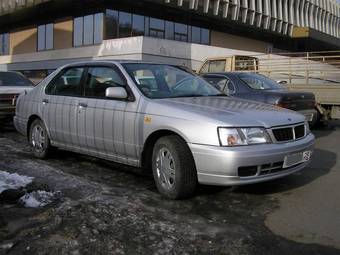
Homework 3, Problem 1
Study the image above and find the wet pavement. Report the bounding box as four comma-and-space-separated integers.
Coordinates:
0, 122, 339, 255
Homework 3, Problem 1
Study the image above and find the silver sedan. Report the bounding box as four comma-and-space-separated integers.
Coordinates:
14, 61, 315, 199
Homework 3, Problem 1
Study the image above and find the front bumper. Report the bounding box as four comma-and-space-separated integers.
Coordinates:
297, 109, 318, 123
0, 106, 15, 116
189, 133, 315, 186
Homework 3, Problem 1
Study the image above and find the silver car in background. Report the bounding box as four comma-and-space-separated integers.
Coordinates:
14, 61, 315, 199
0, 71, 34, 120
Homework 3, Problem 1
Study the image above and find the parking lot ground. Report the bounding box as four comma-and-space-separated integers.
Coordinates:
0, 122, 340, 255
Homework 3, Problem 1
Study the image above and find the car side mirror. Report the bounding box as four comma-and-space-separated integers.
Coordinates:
105, 87, 128, 99
277, 80, 288, 85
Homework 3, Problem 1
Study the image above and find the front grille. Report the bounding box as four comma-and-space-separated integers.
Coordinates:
273, 127, 294, 141
294, 124, 305, 139
0, 94, 18, 106
272, 124, 306, 142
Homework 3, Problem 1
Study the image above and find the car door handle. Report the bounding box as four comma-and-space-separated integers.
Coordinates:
42, 99, 49, 104
78, 102, 87, 108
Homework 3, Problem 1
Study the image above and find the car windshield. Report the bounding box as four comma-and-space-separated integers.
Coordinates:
238, 73, 284, 90
122, 63, 223, 99
0, 72, 33, 87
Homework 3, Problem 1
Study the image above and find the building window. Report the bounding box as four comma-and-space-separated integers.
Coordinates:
119, 12, 132, 38
132, 14, 145, 36
191, 26, 201, 44
106, 10, 119, 39
105, 9, 210, 45
0, 33, 9, 55
165, 21, 174, 40
149, 18, 165, 38
174, 23, 188, 42
201, 28, 210, 45
73, 13, 103, 47
38, 23, 54, 51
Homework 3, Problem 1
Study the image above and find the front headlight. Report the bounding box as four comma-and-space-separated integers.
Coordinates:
218, 127, 272, 146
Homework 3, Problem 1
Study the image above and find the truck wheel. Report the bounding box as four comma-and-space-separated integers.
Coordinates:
152, 135, 197, 199
29, 119, 51, 159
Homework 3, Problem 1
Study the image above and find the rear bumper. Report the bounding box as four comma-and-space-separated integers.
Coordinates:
189, 133, 315, 186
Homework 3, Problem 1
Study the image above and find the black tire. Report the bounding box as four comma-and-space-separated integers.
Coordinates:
152, 135, 197, 199
29, 119, 51, 159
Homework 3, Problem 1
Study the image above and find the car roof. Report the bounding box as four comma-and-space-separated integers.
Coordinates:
0, 71, 22, 74
62, 60, 179, 68
202, 72, 256, 76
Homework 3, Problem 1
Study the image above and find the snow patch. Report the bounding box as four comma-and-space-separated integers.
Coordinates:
0, 171, 33, 193
19, 190, 59, 208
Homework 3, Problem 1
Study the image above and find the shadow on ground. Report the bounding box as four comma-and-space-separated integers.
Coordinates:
1, 121, 340, 254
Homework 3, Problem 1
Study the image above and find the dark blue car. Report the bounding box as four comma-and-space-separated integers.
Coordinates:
202, 72, 317, 125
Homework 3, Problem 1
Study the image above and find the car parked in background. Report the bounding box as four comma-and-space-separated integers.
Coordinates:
0, 71, 34, 120
202, 72, 318, 125
14, 61, 314, 199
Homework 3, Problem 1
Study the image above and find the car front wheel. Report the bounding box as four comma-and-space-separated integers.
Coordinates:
152, 135, 197, 199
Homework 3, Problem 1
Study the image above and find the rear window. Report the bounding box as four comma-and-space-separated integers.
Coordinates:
199, 60, 226, 73
0, 72, 33, 86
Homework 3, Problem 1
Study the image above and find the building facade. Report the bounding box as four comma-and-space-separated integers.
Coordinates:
0, 0, 340, 82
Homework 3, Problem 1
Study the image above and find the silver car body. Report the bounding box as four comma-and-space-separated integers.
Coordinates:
14, 61, 315, 186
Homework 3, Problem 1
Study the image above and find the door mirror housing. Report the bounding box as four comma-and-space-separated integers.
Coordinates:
277, 80, 288, 85
105, 87, 128, 99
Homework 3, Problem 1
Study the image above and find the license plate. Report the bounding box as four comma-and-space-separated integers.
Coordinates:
283, 151, 312, 168
304, 113, 314, 122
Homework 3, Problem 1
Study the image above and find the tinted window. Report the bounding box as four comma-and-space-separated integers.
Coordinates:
119, 12, 132, 37
106, 10, 119, 39
201, 28, 210, 45
150, 18, 165, 38
85, 67, 125, 98
238, 73, 283, 90
174, 23, 188, 42
0, 33, 9, 55
165, 21, 174, 40
47, 68, 84, 96
191, 26, 201, 44
103, 9, 211, 46
132, 14, 145, 36
0, 72, 33, 86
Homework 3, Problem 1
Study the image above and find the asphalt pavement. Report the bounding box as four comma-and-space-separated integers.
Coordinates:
0, 121, 339, 255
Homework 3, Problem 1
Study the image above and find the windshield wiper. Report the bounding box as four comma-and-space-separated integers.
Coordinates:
168, 94, 207, 98
210, 94, 228, 97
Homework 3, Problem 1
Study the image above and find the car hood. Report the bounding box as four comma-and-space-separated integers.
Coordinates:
153, 96, 305, 128
0, 86, 34, 94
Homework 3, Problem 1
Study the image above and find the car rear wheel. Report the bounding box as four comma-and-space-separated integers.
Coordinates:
29, 119, 51, 159
152, 135, 197, 199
